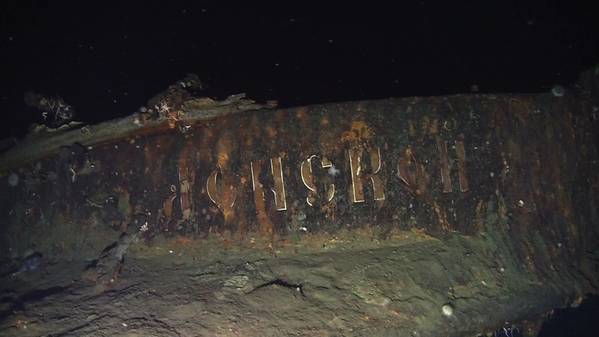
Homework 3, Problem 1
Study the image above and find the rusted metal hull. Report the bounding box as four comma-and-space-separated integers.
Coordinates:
2, 94, 597, 245
1, 69, 598, 335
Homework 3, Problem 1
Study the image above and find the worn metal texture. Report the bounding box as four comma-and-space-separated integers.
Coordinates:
2, 88, 598, 253
1, 68, 599, 336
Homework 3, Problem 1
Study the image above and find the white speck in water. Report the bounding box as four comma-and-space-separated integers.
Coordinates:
517, 200, 525, 207
328, 165, 340, 177
8, 173, 19, 187
551, 85, 565, 97
441, 303, 454, 317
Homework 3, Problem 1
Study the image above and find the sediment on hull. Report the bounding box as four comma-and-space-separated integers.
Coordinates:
0, 65, 598, 336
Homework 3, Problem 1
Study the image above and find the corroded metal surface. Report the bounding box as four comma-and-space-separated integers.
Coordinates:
1, 69, 599, 336
2, 87, 599, 259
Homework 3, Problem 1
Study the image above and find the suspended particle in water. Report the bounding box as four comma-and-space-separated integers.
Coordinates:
441, 303, 454, 317
551, 85, 565, 97
8, 173, 19, 187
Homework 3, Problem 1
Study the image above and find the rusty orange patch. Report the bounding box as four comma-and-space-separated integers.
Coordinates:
341, 120, 374, 143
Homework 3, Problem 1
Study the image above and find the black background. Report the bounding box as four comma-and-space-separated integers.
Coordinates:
1, 1, 598, 138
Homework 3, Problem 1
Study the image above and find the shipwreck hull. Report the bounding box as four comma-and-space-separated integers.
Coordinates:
1, 69, 598, 336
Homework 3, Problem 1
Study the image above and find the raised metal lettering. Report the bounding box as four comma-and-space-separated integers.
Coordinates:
270, 157, 287, 211
349, 147, 385, 203
300, 155, 336, 206
206, 166, 236, 210
349, 147, 365, 203
436, 137, 453, 193
369, 147, 385, 201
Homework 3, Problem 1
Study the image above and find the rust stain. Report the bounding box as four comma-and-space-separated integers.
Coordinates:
250, 160, 274, 238
162, 193, 176, 220
429, 117, 439, 135
433, 201, 450, 232
318, 113, 338, 155
216, 132, 234, 168
206, 167, 237, 228
397, 146, 430, 197
320, 115, 330, 127
197, 125, 215, 165
173, 236, 193, 247
563, 111, 576, 144
455, 134, 469, 192
509, 97, 534, 126
265, 125, 277, 139
295, 107, 309, 127
178, 139, 196, 221
235, 163, 251, 240
474, 199, 485, 233
341, 120, 374, 144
